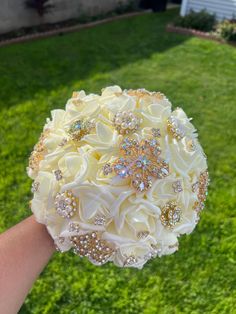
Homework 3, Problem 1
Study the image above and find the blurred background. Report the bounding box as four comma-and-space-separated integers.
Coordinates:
1, 0, 179, 35
0, 0, 233, 34
0, 1, 236, 313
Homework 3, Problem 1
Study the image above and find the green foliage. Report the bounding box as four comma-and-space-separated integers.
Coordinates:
0, 8, 236, 314
174, 10, 216, 32
215, 20, 236, 42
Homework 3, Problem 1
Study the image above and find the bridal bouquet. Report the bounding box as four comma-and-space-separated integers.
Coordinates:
28, 86, 209, 268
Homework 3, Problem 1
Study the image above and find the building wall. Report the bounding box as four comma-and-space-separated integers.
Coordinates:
180, 0, 236, 20
0, 0, 134, 34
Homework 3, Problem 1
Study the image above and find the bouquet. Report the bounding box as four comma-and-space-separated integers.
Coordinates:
28, 86, 209, 268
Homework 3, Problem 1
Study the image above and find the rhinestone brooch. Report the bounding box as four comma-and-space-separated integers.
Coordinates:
71, 232, 115, 265
29, 129, 49, 171
167, 116, 185, 140
68, 118, 94, 142
55, 190, 78, 218
193, 170, 209, 214
160, 201, 182, 228
127, 88, 165, 100
104, 137, 169, 192
113, 111, 142, 135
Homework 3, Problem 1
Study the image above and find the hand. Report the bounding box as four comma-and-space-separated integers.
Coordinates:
0, 215, 55, 314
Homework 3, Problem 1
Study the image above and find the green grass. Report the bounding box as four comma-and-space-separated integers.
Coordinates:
0, 8, 236, 314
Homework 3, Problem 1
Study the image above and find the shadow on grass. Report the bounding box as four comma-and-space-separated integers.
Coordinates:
0, 9, 188, 111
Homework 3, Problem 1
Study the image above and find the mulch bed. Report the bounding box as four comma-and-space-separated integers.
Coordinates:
0, 10, 150, 48
166, 24, 236, 47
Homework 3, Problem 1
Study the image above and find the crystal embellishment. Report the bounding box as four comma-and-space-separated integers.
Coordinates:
160, 201, 182, 228
94, 214, 106, 226
102, 163, 113, 176
167, 116, 185, 140
151, 128, 161, 138
123, 255, 138, 266
151, 244, 162, 255
68, 118, 94, 141
186, 138, 196, 152
55, 190, 78, 218
54, 169, 62, 181
137, 230, 149, 239
31, 181, 40, 193
172, 180, 183, 193
113, 111, 142, 135
127, 88, 165, 100
105, 137, 169, 192
71, 232, 114, 265
168, 242, 179, 249
193, 170, 209, 214
29, 129, 49, 171
192, 181, 199, 193
69, 222, 80, 233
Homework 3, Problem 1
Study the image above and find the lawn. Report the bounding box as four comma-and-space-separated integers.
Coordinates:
0, 8, 236, 314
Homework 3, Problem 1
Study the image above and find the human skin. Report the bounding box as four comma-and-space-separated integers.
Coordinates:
0, 215, 55, 314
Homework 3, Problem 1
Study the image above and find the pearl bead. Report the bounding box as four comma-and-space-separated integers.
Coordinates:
121, 122, 128, 129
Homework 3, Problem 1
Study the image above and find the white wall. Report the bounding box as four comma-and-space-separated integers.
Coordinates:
0, 0, 134, 34
180, 0, 236, 20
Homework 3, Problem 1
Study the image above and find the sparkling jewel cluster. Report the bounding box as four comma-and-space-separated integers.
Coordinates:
71, 232, 115, 265
160, 201, 182, 228
29, 130, 49, 171
28, 86, 209, 269
68, 119, 94, 142
193, 170, 209, 214
103, 137, 169, 192
167, 115, 185, 140
113, 111, 142, 135
55, 191, 78, 218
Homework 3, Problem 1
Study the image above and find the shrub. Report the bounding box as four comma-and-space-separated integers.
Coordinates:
215, 20, 236, 42
115, 0, 140, 15
174, 10, 216, 32
25, 0, 54, 16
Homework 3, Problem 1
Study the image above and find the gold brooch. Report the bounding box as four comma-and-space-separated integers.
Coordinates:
103, 137, 169, 192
